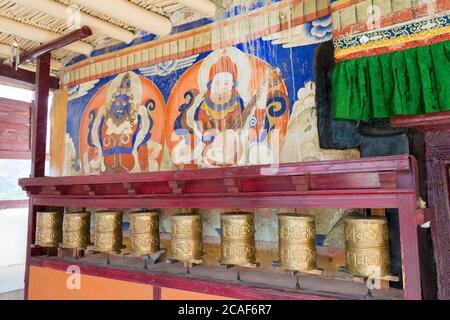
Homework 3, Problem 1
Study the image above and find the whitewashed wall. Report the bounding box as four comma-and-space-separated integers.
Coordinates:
0, 209, 28, 267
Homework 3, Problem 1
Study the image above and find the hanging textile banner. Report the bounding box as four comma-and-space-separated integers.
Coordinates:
332, 40, 450, 120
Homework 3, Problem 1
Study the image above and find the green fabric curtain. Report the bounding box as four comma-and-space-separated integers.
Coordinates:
332, 41, 450, 120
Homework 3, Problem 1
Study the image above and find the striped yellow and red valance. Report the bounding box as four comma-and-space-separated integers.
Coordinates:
62, 0, 331, 88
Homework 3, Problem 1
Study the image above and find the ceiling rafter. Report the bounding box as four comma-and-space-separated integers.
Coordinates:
71, 0, 173, 37
0, 0, 209, 75
12, 0, 135, 43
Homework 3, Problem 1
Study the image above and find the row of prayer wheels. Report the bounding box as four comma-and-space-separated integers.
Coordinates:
35, 210, 390, 277
35, 211, 157, 255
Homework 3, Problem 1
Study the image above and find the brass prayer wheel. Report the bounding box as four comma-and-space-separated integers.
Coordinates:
278, 213, 316, 272
35, 211, 63, 247
345, 216, 390, 277
170, 213, 203, 262
94, 211, 123, 253
129, 211, 160, 257
220, 212, 255, 266
62, 212, 91, 249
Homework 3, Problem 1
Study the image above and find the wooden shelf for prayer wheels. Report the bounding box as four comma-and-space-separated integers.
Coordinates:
272, 261, 323, 277
219, 262, 261, 269
19, 155, 425, 300
166, 258, 204, 269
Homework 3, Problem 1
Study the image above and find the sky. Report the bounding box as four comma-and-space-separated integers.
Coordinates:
0, 84, 34, 102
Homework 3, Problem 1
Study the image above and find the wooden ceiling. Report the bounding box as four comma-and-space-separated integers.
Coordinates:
0, 0, 189, 70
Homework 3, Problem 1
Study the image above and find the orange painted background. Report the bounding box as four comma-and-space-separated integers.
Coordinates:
28, 266, 153, 300
28, 266, 237, 300
161, 288, 235, 300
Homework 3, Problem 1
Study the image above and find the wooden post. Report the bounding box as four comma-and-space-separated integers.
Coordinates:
23, 200, 45, 300
398, 193, 422, 300
25, 53, 51, 300
31, 53, 51, 178
392, 112, 450, 299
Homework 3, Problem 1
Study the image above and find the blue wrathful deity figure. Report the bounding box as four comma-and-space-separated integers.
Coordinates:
87, 72, 153, 174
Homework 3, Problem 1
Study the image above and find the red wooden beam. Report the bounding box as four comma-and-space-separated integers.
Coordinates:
18, 155, 418, 210
0, 64, 59, 90
30, 193, 402, 209
20, 26, 93, 63
391, 111, 450, 131
18, 155, 414, 187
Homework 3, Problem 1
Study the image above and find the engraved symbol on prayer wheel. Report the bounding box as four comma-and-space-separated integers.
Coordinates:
170, 213, 203, 262
94, 211, 123, 253
345, 216, 390, 277
62, 212, 91, 249
129, 211, 160, 257
278, 213, 317, 272
220, 212, 255, 266
35, 212, 63, 247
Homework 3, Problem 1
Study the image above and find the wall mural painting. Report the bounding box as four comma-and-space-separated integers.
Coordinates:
60, 12, 336, 177
166, 47, 289, 169
78, 72, 165, 175
57, 10, 361, 266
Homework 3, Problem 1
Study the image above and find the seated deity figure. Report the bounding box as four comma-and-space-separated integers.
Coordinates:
197, 55, 244, 132
87, 72, 153, 174
171, 47, 288, 168
194, 54, 246, 166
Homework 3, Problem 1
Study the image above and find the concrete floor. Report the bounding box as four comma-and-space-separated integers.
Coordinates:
0, 208, 28, 300
0, 289, 24, 300
0, 264, 25, 300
